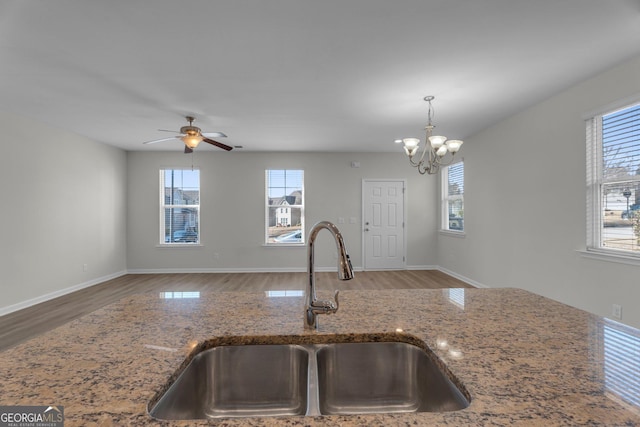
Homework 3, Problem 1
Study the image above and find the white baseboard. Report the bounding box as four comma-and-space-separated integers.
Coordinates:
437, 266, 487, 288
127, 267, 304, 274
128, 266, 444, 274
405, 264, 439, 271
126, 266, 362, 274
0, 270, 128, 317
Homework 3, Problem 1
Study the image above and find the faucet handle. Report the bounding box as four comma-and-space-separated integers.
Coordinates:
320, 291, 340, 312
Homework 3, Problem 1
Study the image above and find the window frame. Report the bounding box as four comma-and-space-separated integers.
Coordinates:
265, 169, 305, 246
586, 100, 640, 258
441, 160, 465, 233
159, 168, 201, 246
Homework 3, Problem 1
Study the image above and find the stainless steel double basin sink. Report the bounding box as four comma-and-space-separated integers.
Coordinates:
149, 341, 470, 420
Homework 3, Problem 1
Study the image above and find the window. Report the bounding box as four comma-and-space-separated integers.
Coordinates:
587, 102, 640, 255
160, 169, 200, 244
266, 170, 304, 244
442, 161, 464, 232
602, 318, 640, 409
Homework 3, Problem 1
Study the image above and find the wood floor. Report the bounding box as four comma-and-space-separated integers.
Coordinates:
0, 270, 472, 352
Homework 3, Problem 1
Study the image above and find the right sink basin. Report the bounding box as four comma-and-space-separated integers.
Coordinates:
316, 341, 470, 415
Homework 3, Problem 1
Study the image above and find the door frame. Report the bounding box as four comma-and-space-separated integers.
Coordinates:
361, 179, 407, 271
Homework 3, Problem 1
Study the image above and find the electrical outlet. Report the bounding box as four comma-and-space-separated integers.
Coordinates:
612, 304, 622, 319
83, 263, 88, 272
213, 252, 220, 259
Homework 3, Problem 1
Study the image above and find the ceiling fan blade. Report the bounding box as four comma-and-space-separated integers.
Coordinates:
143, 136, 180, 145
203, 137, 233, 151
202, 132, 227, 138
184, 146, 193, 154
158, 129, 181, 133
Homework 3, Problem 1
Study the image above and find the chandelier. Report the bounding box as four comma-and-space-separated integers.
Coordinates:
396, 96, 463, 175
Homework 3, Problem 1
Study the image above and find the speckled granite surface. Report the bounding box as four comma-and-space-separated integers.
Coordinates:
1, 287, 639, 426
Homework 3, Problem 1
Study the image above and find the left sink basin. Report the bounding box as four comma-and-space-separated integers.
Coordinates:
149, 344, 309, 420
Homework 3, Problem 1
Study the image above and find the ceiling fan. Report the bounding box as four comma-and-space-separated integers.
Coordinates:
143, 116, 233, 153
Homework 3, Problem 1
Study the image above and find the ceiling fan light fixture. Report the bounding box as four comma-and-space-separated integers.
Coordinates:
182, 133, 203, 149
143, 116, 233, 152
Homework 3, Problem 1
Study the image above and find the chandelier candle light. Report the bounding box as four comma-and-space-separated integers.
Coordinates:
396, 96, 463, 175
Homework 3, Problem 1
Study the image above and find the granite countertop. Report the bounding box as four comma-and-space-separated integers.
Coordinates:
1, 287, 639, 426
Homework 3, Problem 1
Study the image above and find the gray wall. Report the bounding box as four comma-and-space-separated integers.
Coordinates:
0, 111, 127, 313
126, 151, 438, 272
3, 54, 640, 330
438, 54, 640, 328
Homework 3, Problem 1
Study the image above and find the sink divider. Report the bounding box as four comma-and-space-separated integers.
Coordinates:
304, 344, 322, 417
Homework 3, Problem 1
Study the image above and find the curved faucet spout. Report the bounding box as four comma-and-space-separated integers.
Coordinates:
305, 221, 354, 330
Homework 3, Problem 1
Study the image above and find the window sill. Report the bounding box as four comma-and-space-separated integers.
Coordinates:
577, 248, 640, 266
439, 230, 466, 238
262, 243, 306, 248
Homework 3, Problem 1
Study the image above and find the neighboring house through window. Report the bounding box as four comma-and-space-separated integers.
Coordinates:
586, 101, 640, 255
266, 169, 304, 244
442, 161, 464, 232
160, 168, 200, 244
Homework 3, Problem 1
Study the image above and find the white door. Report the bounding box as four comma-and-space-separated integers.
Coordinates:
362, 180, 406, 270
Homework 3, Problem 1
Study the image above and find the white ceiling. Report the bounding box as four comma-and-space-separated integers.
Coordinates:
1, 0, 640, 153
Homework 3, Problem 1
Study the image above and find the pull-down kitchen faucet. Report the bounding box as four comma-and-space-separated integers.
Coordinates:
304, 221, 354, 329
